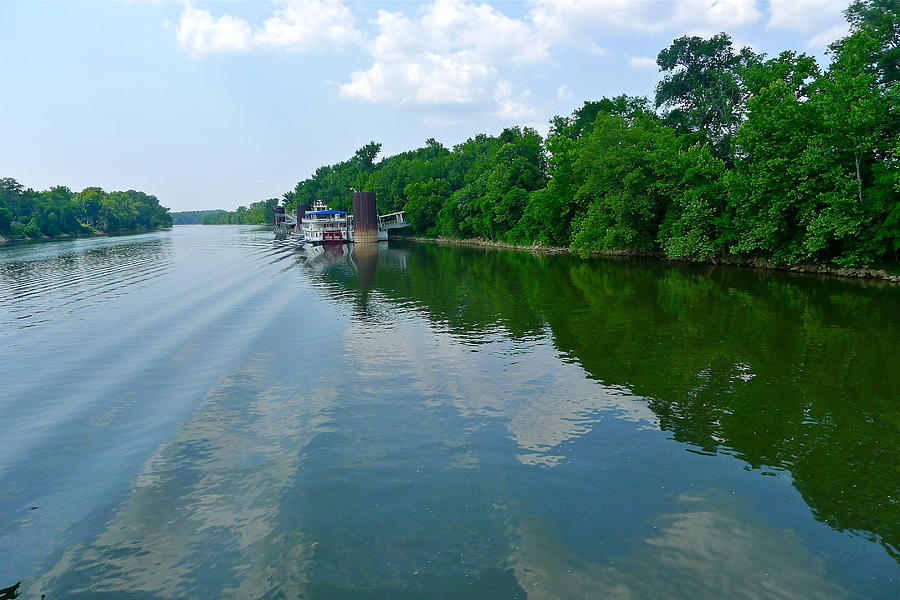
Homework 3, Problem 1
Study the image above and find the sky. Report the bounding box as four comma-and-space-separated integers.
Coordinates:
0, 0, 853, 211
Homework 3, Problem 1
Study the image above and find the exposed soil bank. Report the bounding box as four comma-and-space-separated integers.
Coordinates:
399, 236, 900, 284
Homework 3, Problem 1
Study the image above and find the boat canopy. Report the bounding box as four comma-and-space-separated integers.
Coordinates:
305, 210, 347, 215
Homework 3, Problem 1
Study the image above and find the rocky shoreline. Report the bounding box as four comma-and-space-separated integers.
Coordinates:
398, 236, 900, 284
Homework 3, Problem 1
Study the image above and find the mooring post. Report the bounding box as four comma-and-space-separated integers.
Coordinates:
352, 192, 378, 243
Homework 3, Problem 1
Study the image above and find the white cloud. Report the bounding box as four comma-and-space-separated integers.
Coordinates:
256, 0, 362, 50
493, 80, 540, 120
767, 0, 847, 33
340, 52, 498, 104
589, 43, 610, 56
339, 0, 548, 116
556, 84, 573, 99
767, 0, 849, 50
627, 55, 657, 69
176, 0, 361, 56
419, 0, 549, 64
177, 8, 253, 55
528, 0, 763, 42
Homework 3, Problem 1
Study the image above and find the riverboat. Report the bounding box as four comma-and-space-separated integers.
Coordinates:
301, 201, 351, 244
300, 199, 409, 244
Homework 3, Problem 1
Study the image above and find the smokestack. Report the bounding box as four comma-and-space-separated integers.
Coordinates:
352, 192, 378, 244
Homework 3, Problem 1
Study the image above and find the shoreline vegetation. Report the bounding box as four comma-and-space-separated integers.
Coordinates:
398, 235, 900, 283
258, 1, 899, 281
0, 178, 172, 243
171, 202, 275, 225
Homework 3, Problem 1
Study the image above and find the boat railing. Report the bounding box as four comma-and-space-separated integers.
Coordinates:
377, 212, 407, 230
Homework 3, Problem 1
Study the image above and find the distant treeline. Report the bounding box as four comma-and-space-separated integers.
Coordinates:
274, 0, 898, 267
185, 198, 279, 225
171, 209, 228, 224
0, 178, 172, 240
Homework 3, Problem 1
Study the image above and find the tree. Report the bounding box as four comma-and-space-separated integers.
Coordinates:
404, 179, 451, 235
510, 133, 581, 247
100, 192, 138, 231
656, 140, 729, 260
656, 33, 758, 158
742, 51, 819, 99
353, 141, 382, 174
549, 95, 652, 140
844, 0, 900, 86
570, 115, 673, 254
728, 78, 863, 264
0, 177, 24, 219
74, 187, 105, 228
0, 206, 11, 233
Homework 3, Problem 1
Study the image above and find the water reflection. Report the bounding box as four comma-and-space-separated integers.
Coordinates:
312, 241, 899, 562
509, 492, 850, 599
4, 230, 896, 599
31, 354, 327, 598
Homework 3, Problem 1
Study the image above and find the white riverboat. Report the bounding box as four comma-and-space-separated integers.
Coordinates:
300, 200, 409, 244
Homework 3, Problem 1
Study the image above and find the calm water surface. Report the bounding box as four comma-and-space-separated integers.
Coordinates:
1, 225, 897, 599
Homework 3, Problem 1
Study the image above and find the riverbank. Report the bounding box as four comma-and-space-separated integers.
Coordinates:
0, 227, 170, 245
399, 236, 900, 283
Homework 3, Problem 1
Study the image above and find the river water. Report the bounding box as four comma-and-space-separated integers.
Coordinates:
0, 225, 897, 599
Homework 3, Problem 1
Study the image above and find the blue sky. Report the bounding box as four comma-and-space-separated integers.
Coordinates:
0, 1, 852, 211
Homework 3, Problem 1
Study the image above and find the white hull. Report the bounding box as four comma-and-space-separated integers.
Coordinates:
299, 201, 408, 244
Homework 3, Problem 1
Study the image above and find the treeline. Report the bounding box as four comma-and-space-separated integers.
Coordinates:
196, 198, 279, 224
279, 0, 899, 267
172, 210, 225, 225
0, 178, 172, 240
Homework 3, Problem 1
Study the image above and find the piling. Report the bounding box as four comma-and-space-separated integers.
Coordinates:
352, 192, 378, 244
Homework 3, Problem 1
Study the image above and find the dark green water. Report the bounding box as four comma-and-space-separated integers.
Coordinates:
1, 226, 897, 599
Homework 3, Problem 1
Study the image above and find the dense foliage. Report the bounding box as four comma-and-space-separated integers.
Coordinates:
197, 198, 280, 224
0, 178, 172, 240
171, 210, 226, 225
279, 1, 898, 267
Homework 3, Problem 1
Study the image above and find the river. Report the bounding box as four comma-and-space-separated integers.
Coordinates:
1, 225, 897, 599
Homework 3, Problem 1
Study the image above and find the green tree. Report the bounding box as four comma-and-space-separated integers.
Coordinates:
656, 33, 758, 158
844, 0, 900, 86
0, 205, 11, 233
404, 179, 451, 235
570, 115, 673, 254
74, 187, 106, 228
549, 95, 652, 140
656, 141, 729, 260
0, 177, 24, 220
